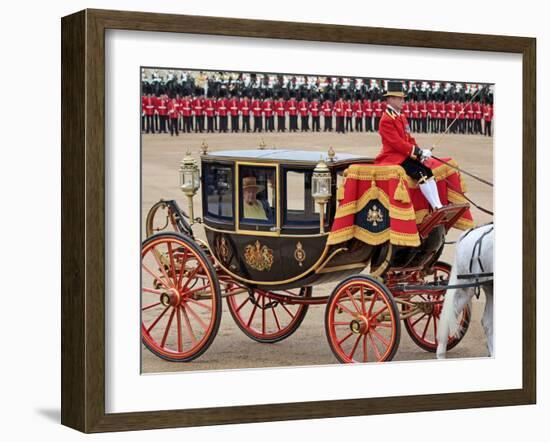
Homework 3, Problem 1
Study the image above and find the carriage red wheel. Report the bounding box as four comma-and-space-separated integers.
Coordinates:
227, 287, 311, 343
141, 232, 222, 362
402, 261, 471, 352
325, 275, 400, 363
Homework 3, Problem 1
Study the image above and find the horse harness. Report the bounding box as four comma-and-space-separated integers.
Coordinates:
456, 223, 494, 298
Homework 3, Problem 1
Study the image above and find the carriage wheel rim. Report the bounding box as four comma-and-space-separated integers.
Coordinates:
141, 236, 218, 360
328, 279, 398, 363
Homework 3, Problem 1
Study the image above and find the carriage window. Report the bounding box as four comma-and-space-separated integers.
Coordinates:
284, 169, 322, 224
239, 166, 276, 224
204, 164, 233, 219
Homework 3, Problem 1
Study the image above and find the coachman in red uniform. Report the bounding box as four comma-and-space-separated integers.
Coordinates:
375, 81, 442, 210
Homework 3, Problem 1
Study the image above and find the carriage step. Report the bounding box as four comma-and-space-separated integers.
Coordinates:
417, 203, 470, 238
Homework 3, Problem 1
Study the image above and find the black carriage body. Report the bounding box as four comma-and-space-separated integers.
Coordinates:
199, 149, 448, 290
200, 149, 380, 290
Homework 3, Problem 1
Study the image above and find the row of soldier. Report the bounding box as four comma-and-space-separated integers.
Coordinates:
141, 92, 493, 137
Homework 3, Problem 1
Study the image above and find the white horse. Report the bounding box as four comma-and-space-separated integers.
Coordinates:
436, 223, 494, 359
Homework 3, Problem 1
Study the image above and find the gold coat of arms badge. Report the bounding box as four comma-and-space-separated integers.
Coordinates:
244, 240, 274, 271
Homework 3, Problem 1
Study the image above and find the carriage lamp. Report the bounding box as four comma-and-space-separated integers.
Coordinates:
312, 159, 332, 233
179, 151, 201, 223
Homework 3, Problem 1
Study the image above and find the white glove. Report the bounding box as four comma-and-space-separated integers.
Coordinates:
421, 149, 432, 160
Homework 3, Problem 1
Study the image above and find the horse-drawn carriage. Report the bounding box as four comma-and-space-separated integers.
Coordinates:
141, 146, 474, 363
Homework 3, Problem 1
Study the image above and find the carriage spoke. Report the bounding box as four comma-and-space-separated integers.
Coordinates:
142, 302, 161, 312
371, 328, 390, 347
280, 302, 296, 319
370, 304, 388, 320
180, 305, 197, 344
347, 334, 362, 360
246, 297, 260, 328
235, 296, 250, 313
433, 314, 438, 341
261, 293, 266, 335
142, 262, 171, 290
146, 305, 170, 333
367, 291, 379, 316
184, 303, 209, 332
411, 313, 428, 327
368, 333, 382, 360
142, 287, 164, 295
333, 321, 351, 326
360, 286, 366, 315
335, 302, 356, 317
185, 297, 212, 311
421, 315, 432, 339
180, 265, 201, 292
176, 249, 189, 288
151, 245, 174, 288
185, 283, 212, 298
271, 304, 282, 331
345, 289, 362, 313
362, 335, 368, 362
337, 331, 353, 345
160, 308, 176, 348
176, 304, 183, 352
167, 242, 178, 284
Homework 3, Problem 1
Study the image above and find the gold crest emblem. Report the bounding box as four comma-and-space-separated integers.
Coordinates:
244, 240, 274, 271
216, 236, 230, 263
294, 242, 306, 266
367, 204, 384, 227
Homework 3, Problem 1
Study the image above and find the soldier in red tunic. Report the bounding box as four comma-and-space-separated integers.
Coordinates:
363, 97, 373, 132
353, 94, 364, 132
156, 93, 169, 133
473, 99, 483, 134
299, 95, 310, 132
334, 94, 346, 133
167, 97, 180, 136
465, 99, 474, 134
410, 99, 419, 133
275, 94, 286, 132
322, 95, 333, 132
310, 94, 321, 132
204, 91, 216, 133
375, 81, 442, 210
252, 91, 263, 133
193, 89, 205, 133
427, 99, 438, 133
143, 93, 156, 134
263, 94, 275, 132
287, 93, 298, 132
455, 100, 465, 134
228, 91, 240, 133
240, 93, 251, 132
179, 93, 192, 133
217, 90, 229, 133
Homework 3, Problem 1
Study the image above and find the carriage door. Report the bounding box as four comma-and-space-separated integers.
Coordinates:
236, 163, 279, 235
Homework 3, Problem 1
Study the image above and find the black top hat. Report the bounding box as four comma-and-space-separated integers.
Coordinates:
385, 80, 405, 98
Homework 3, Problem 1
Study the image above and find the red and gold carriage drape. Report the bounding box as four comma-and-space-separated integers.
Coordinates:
328, 158, 474, 248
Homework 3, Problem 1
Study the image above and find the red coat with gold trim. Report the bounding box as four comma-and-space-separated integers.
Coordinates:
375, 108, 417, 165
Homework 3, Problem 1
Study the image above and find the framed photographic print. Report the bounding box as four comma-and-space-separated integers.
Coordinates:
61, 9, 536, 433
